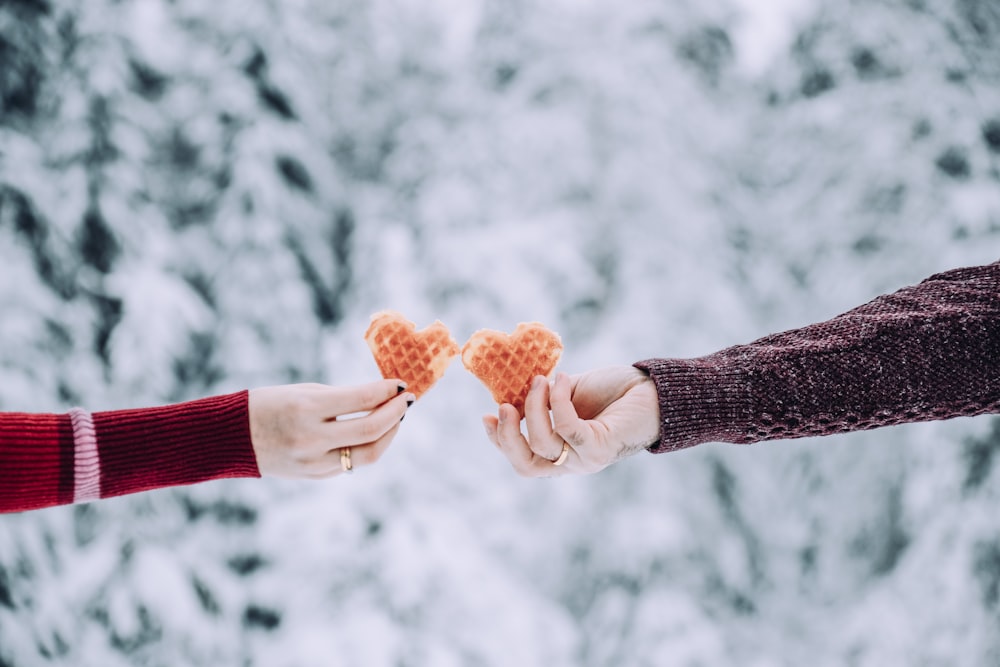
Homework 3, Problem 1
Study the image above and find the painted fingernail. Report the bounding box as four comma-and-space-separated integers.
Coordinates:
400, 414, 406, 423
397, 382, 407, 393
406, 397, 415, 408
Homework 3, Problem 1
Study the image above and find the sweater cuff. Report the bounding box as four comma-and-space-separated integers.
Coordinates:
634, 357, 751, 453
93, 391, 261, 499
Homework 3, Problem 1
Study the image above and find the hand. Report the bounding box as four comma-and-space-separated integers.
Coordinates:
249, 381, 415, 478
482, 366, 660, 477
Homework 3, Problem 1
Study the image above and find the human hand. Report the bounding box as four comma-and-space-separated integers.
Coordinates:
482, 366, 660, 477
249, 381, 415, 478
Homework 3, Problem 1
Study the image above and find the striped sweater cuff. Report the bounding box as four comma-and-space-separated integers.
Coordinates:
0, 392, 260, 513
68, 407, 100, 503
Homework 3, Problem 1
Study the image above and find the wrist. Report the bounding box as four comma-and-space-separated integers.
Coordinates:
633, 358, 749, 453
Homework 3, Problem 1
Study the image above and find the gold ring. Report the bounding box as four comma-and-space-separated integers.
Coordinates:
340, 447, 353, 474
552, 442, 570, 466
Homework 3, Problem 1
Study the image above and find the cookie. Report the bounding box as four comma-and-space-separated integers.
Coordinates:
365, 311, 460, 399
461, 322, 563, 414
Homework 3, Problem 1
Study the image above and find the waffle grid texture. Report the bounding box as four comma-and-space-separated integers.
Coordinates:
365, 311, 460, 399
462, 323, 563, 414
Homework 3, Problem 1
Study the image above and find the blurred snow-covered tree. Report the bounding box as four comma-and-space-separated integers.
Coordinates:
0, 0, 373, 663
720, 0, 1000, 323
0, 0, 999, 665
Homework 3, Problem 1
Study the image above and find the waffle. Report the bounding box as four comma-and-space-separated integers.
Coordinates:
364, 311, 460, 399
461, 322, 563, 414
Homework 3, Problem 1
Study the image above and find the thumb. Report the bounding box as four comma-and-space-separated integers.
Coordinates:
549, 373, 591, 448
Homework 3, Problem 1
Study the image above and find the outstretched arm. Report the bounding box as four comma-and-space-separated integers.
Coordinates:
486, 260, 1000, 476
0, 380, 414, 513
639, 260, 1000, 452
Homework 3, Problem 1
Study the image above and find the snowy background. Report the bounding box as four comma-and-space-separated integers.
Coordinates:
1, 0, 1000, 664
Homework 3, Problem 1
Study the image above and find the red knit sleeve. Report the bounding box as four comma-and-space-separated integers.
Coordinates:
635, 261, 1000, 453
0, 412, 74, 512
94, 391, 261, 499
0, 391, 260, 513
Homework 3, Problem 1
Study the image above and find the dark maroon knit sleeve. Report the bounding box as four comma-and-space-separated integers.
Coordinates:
635, 261, 1000, 453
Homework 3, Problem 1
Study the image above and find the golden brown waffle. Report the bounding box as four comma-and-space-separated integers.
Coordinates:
461, 322, 563, 414
364, 311, 460, 399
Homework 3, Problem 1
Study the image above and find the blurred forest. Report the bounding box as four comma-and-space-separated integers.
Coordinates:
1, 0, 999, 665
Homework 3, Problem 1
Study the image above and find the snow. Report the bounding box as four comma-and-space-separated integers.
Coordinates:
1, 0, 1000, 665
729, 0, 817, 75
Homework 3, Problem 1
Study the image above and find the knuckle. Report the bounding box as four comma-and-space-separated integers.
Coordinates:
553, 428, 577, 448
552, 416, 574, 434
288, 434, 314, 457
360, 383, 387, 407
358, 416, 384, 441
526, 444, 546, 459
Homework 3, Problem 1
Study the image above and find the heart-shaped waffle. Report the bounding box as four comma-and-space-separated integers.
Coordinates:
461, 322, 563, 414
365, 311, 460, 399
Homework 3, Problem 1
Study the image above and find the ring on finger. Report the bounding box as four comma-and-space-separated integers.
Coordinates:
552, 442, 570, 466
340, 447, 353, 474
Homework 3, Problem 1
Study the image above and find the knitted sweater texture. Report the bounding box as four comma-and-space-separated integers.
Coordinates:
635, 261, 1000, 453
0, 392, 259, 513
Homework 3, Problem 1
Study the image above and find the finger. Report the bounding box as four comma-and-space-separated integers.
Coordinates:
305, 422, 403, 479
352, 424, 399, 466
550, 372, 591, 449
338, 421, 403, 469
496, 404, 569, 477
523, 376, 565, 462
324, 379, 409, 417
482, 415, 501, 449
326, 391, 413, 448
495, 403, 536, 473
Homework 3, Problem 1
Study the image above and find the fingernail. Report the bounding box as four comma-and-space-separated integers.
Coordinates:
397, 382, 407, 394
400, 414, 406, 423
406, 396, 415, 408
532, 376, 544, 390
